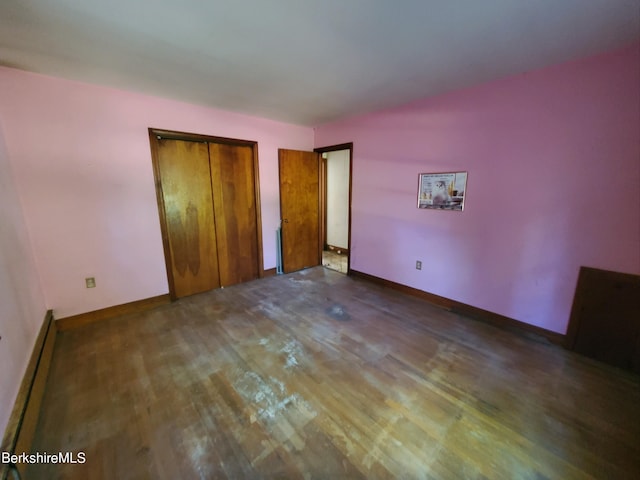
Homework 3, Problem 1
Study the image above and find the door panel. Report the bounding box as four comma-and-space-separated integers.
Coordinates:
156, 139, 221, 298
209, 143, 259, 286
279, 149, 320, 273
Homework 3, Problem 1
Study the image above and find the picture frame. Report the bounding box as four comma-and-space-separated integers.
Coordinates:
417, 171, 468, 211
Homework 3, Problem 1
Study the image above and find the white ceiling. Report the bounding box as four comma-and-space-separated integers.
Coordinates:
1, 1, 638, 126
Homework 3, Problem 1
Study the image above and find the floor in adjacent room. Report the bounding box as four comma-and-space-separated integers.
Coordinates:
322, 249, 348, 273
29, 267, 640, 479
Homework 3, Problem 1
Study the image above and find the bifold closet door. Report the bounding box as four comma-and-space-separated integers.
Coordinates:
156, 139, 221, 298
209, 143, 260, 286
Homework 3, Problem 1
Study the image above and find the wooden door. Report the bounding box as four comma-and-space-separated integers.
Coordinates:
278, 149, 321, 273
209, 143, 260, 286
155, 138, 221, 298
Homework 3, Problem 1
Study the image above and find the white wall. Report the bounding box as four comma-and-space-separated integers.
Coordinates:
326, 150, 350, 249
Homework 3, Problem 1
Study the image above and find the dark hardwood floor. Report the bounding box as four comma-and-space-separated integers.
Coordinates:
28, 267, 640, 479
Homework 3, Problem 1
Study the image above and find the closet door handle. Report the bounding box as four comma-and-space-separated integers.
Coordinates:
283, 219, 289, 223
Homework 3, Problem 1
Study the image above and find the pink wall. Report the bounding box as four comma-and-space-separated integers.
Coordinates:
0, 123, 47, 435
315, 43, 640, 334
0, 68, 313, 318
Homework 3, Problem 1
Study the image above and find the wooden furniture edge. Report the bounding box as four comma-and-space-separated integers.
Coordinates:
349, 270, 564, 345
564, 266, 640, 350
1, 310, 56, 480
56, 294, 171, 331
564, 266, 589, 350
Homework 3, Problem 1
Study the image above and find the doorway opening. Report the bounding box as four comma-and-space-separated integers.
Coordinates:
316, 143, 352, 274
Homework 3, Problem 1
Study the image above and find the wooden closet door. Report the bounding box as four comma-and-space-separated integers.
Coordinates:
209, 143, 260, 286
156, 139, 221, 298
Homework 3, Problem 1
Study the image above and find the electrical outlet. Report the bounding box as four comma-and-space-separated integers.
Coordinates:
416, 260, 422, 270
85, 277, 96, 288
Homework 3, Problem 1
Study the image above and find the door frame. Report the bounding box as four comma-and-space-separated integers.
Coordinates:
148, 128, 265, 299
314, 142, 353, 274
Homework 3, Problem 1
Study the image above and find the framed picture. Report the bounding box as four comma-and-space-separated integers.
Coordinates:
417, 171, 468, 211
